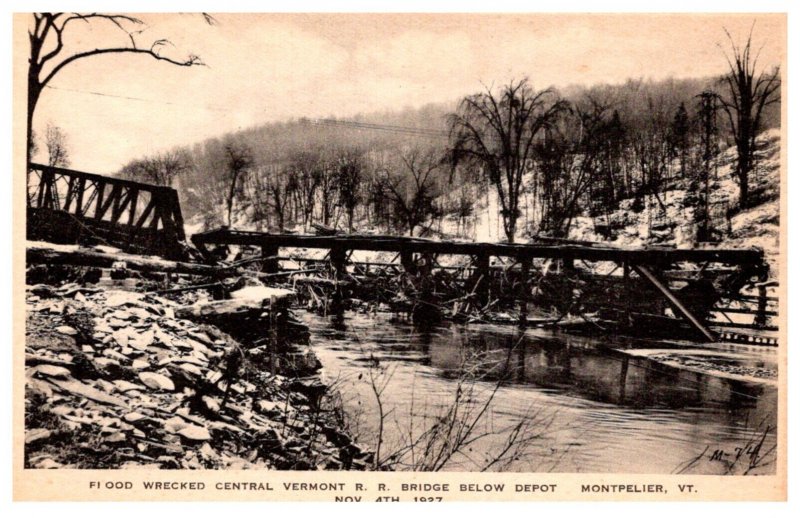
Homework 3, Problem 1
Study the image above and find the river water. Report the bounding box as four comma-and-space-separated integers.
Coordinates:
301, 311, 777, 474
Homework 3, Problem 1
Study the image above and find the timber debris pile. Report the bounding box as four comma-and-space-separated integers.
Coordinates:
24, 271, 372, 470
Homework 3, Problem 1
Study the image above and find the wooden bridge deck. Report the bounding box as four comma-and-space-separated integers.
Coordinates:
191, 228, 765, 267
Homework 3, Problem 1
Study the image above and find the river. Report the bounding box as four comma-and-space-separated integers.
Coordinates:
301, 310, 777, 474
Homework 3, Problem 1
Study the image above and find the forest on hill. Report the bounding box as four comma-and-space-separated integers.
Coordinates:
117, 57, 781, 249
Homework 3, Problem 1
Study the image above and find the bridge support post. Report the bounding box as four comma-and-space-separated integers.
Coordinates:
475, 253, 490, 307
329, 247, 348, 314
260, 245, 280, 274
518, 257, 532, 327
563, 254, 576, 273
400, 250, 416, 275
754, 285, 768, 328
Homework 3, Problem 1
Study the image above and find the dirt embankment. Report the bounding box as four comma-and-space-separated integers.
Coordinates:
24, 282, 371, 470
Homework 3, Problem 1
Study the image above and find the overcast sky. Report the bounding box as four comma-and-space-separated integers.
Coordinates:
22, 12, 785, 174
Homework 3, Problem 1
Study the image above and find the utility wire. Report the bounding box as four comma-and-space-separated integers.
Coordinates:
43, 85, 454, 138
43, 84, 229, 112
309, 118, 450, 139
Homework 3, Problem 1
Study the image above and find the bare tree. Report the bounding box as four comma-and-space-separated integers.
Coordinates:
44, 122, 69, 167
316, 155, 339, 227
119, 150, 189, 187
377, 147, 444, 236
335, 147, 365, 232
26, 13, 210, 165
242, 166, 273, 231
717, 26, 781, 208
669, 102, 692, 178
223, 141, 254, 226
266, 165, 293, 231
287, 149, 323, 230
448, 78, 568, 243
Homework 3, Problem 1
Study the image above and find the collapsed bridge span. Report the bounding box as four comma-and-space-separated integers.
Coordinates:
192, 228, 772, 343
26, 163, 187, 260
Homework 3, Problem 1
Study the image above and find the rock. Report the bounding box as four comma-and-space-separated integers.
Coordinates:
177, 354, 207, 367
128, 330, 154, 351
123, 412, 147, 423
55, 325, 78, 336
177, 425, 212, 442
127, 308, 152, 321
138, 372, 175, 391
93, 357, 119, 368
199, 442, 220, 461
107, 318, 127, 329
33, 364, 72, 379
47, 378, 128, 408
114, 380, 145, 393
132, 359, 150, 370
257, 400, 281, 414
205, 371, 223, 384
110, 309, 132, 321
164, 416, 190, 433
95, 379, 117, 393
105, 432, 127, 443
26, 377, 53, 398
208, 421, 245, 434
93, 319, 113, 333
103, 349, 128, 362
26, 428, 52, 445
179, 363, 203, 376
202, 396, 220, 414
112, 329, 130, 348
50, 405, 73, 416
105, 291, 146, 308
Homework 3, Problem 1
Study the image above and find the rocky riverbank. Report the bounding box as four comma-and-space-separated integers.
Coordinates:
24, 280, 372, 470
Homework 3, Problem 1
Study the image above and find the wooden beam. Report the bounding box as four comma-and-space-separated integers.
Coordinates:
74, 177, 86, 216
27, 243, 225, 276
95, 183, 122, 221
28, 163, 177, 195
62, 175, 76, 213
93, 182, 106, 220
126, 188, 139, 227
191, 229, 765, 267
632, 264, 716, 342
711, 307, 777, 316
135, 198, 156, 228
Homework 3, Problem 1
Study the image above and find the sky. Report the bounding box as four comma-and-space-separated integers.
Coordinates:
19, 12, 785, 174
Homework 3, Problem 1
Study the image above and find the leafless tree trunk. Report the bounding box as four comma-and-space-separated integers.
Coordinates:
448, 78, 567, 243
377, 147, 443, 236
26, 13, 209, 166
716, 26, 781, 209
223, 141, 254, 226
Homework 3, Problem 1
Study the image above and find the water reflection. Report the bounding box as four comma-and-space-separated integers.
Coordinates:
304, 311, 777, 474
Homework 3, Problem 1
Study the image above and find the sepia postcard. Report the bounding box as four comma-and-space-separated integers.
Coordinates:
11, 10, 788, 502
